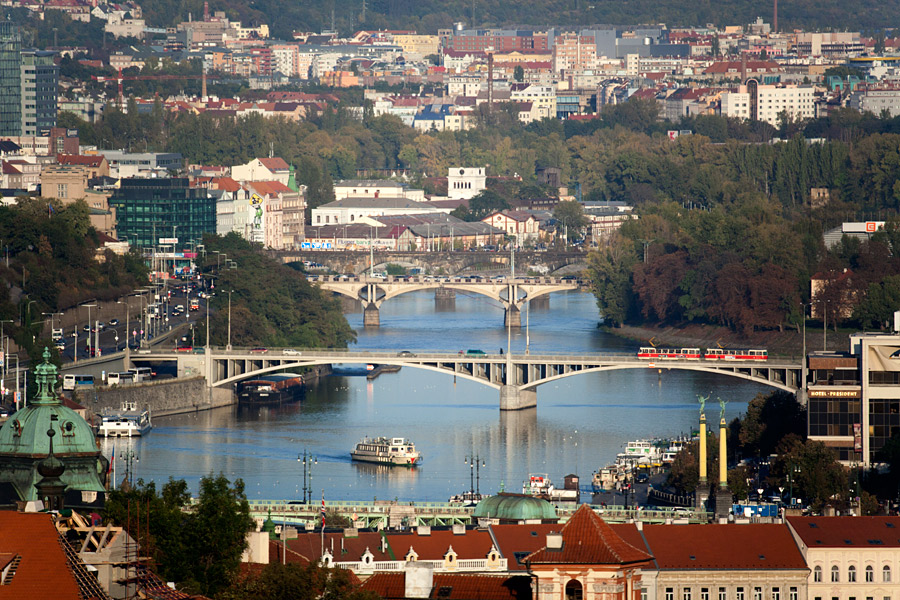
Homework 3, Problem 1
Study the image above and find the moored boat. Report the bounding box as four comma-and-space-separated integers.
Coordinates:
351, 436, 422, 467
98, 410, 152, 437
237, 373, 304, 406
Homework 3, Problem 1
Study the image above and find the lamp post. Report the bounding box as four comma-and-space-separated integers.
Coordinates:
465, 454, 485, 497
81, 304, 97, 357
226, 290, 235, 350
298, 450, 316, 504
120, 448, 139, 487
0, 320, 12, 382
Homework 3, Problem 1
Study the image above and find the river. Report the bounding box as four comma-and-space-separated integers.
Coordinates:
100, 290, 771, 502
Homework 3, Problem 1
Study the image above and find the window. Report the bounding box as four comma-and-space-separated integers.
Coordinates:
790, 590, 797, 600
773, 588, 780, 600
814, 566, 823, 582
702, 589, 709, 600
720, 589, 727, 600
737, 589, 744, 600
642, 590, 648, 600
565, 580, 583, 600
684, 589, 692, 600
666, 589, 674, 600
885, 566, 892, 582
833, 565, 840, 582
754, 588, 762, 600
867, 566, 875, 582
850, 565, 857, 582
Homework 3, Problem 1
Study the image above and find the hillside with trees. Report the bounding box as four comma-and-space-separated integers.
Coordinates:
127, 0, 892, 37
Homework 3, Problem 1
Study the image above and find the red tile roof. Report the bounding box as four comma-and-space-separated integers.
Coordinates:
386, 529, 495, 561
703, 60, 782, 74
212, 177, 242, 192
0, 512, 82, 599
361, 572, 533, 600
248, 180, 293, 196
642, 523, 807, 570
258, 157, 289, 171
787, 516, 900, 548
525, 504, 652, 566
57, 154, 104, 167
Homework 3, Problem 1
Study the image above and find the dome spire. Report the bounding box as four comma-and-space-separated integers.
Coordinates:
31, 348, 61, 406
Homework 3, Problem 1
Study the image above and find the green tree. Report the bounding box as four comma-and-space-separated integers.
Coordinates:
586, 235, 637, 327
514, 65, 525, 82
773, 436, 847, 511
188, 475, 254, 595
218, 561, 381, 600
736, 391, 806, 458
465, 190, 510, 221
553, 200, 589, 241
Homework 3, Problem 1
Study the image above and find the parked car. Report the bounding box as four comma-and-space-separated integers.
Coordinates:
109, 318, 119, 326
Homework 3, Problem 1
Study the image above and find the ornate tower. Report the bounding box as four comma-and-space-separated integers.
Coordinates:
695, 404, 709, 511
714, 400, 733, 519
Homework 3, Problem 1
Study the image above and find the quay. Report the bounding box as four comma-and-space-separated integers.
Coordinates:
244, 499, 710, 529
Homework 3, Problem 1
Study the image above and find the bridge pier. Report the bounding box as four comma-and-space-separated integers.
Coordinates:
500, 385, 536, 411
363, 304, 380, 327
504, 305, 521, 328
530, 296, 549, 310
435, 288, 456, 312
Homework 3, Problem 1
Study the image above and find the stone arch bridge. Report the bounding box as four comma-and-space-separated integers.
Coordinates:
309, 275, 579, 327
131, 348, 803, 411
270, 250, 588, 277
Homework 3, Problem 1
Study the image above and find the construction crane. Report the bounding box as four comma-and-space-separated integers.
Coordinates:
92, 68, 217, 106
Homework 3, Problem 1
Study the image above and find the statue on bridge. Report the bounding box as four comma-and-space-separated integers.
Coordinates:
718, 397, 728, 422
697, 394, 709, 417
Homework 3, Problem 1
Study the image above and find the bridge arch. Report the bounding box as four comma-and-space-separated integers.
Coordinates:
211, 357, 797, 395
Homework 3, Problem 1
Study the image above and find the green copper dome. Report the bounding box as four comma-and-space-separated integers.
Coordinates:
0, 349, 107, 502
473, 493, 558, 522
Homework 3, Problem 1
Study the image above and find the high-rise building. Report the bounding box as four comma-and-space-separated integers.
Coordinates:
20, 50, 58, 136
110, 178, 215, 250
0, 21, 22, 136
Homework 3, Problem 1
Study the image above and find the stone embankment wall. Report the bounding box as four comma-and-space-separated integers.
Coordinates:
79, 376, 234, 418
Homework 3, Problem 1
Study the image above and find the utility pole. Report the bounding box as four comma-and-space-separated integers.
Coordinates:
361, 0, 366, 23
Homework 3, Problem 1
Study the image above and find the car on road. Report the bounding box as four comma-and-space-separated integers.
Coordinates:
109, 318, 119, 326
176, 345, 193, 353
82, 324, 91, 332
250, 347, 268, 354
461, 349, 486, 355
282, 349, 302, 356
397, 350, 415, 357
635, 472, 650, 484
55, 341, 66, 351
97, 322, 106, 330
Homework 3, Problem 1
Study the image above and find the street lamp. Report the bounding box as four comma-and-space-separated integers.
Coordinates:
298, 450, 316, 504
120, 448, 139, 487
226, 290, 235, 350
0, 320, 12, 382
465, 454, 485, 498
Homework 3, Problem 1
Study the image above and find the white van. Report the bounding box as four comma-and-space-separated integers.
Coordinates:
52, 328, 64, 342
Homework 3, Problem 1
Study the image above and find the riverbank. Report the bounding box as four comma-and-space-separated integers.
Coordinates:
606, 322, 853, 357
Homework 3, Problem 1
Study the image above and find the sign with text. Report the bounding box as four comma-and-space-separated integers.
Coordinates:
158, 237, 179, 245
301, 242, 333, 250
808, 389, 861, 398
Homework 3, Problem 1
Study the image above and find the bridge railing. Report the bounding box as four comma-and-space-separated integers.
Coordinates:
310, 274, 580, 285
149, 346, 802, 364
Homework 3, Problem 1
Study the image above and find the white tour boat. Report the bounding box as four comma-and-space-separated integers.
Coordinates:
350, 436, 422, 467
98, 410, 152, 437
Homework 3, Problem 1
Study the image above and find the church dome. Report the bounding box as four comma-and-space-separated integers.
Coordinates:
0, 350, 99, 457
0, 349, 106, 504
473, 493, 558, 522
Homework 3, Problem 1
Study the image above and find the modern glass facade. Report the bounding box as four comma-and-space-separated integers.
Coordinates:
0, 21, 22, 136
110, 178, 215, 251
20, 50, 58, 136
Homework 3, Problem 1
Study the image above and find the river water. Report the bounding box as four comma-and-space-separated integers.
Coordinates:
101, 291, 771, 502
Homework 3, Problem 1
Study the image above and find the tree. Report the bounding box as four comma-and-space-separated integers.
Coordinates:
465, 190, 510, 221
711, 34, 720, 57
772, 436, 847, 511
218, 561, 381, 600
552, 200, 589, 241
514, 65, 525, 82
736, 391, 806, 458
586, 234, 637, 327
187, 475, 254, 595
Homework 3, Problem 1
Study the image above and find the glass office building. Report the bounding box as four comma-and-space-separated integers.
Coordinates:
110, 178, 215, 251
0, 21, 22, 136
21, 50, 59, 136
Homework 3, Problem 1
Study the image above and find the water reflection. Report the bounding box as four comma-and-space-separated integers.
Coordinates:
125, 291, 774, 500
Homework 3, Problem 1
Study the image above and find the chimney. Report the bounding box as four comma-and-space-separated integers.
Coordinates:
740, 51, 747, 84
417, 525, 431, 536
452, 523, 465, 535
773, 0, 778, 33
546, 532, 563, 549
487, 50, 494, 111
404, 563, 434, 599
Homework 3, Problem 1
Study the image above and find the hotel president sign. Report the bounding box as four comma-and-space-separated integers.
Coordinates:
808, 389, 861, 398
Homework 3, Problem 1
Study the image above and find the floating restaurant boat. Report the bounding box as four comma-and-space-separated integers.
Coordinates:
350, 436, 422, 467
98, 410, 152, 438
522, 473, 580, 504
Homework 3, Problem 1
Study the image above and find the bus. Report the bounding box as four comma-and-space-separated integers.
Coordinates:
107, 372, 137, 385
128, 367, 153, 382
62, 374, 95, 390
